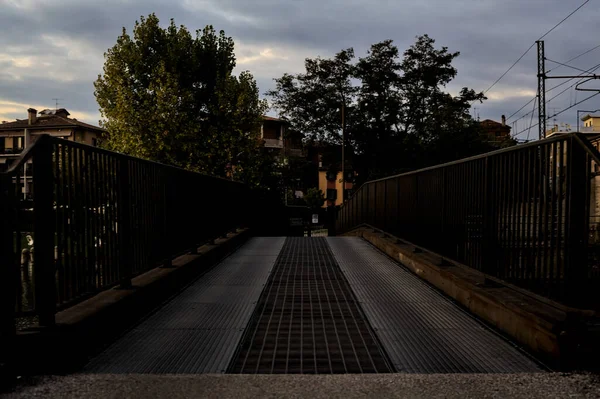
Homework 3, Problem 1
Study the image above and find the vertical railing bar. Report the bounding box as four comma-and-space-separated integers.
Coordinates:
549, 142, 558, 295
59, 141, 68, 303
33, 137, 56, 327
556, 140, 565, 297
82, 147, 92, 294
106, 156, 117, 284
94, 150, 104, 288
118, 157, 132, 288
73, 146, 82, 297
524, 148, 533, 285
67, 144, 76, 302
542, 143, 551, 296
509, 151, 518, 281
516, 149, 525, 282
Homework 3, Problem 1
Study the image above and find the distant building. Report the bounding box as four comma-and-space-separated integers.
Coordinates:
580, 114, 600, 133
0, 107, 106, 196
545, 123, 574, 138
260, 116, 304, 160
479, 115, 512, 147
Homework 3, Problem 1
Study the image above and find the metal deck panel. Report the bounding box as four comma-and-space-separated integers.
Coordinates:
327, 237, 543, 373
228, 237, 393, 374
84, 237, 285, 374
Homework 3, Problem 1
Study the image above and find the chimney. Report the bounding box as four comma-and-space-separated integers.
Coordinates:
27, 108, 37, 125
501, 114, 506, 126
55, 108, 70, 118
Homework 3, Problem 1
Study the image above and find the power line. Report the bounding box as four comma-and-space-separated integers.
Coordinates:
478, 0, 590, 96
506, 53, 600, 123
547, 43, 600, 73
549, 91, 600, 119
506, 96, 536, 122
545, 58, 592, 74
513, 91, 600, 137
547, 62, 600, 92
526, 93, 537, 142
507, 62, 600, 125
546, 64, 600, 104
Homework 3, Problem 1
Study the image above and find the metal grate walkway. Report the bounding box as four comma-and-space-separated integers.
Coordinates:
84, 237, 284, 374
327, 237, 544, 373
228, 237, 392, 374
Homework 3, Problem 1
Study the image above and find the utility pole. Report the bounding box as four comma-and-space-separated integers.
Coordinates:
535, 40, 600, 139
537, 40, 546, 140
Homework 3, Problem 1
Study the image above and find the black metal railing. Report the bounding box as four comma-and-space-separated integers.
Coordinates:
336, 133, 600, 307
0, 135, 249, 333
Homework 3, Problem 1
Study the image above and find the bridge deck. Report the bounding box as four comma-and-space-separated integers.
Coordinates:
84, 237, 542, 374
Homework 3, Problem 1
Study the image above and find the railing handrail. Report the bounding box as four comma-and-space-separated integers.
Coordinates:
0, 134, 246, 185
345, 133, 584, 206
573, 133, 600, 166
1, 135, 49, 177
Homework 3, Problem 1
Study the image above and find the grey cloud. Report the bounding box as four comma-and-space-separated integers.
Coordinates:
0, 0, 599, 133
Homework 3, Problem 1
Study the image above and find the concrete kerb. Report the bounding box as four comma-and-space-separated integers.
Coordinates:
12, 228, 252, 375
341, 225, 600, 371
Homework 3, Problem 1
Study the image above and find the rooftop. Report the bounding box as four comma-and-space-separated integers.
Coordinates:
0, 108, 105, 133
479, 119, 511, 130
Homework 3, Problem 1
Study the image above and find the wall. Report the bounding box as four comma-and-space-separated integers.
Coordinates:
318, 170, 353, 207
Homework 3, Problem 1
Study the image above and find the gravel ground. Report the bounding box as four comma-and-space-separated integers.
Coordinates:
3, 373, 600, 399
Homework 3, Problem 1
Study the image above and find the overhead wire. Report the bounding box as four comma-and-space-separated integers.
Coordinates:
477, 0, 590, 97
512, 91, 600, 137
525, 93, 538, 142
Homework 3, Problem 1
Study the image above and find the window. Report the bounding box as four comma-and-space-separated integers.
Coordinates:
326, 188, 337, 201
92, 138, 98, 147
14, 136, 24, 149
0, 137, 4, 152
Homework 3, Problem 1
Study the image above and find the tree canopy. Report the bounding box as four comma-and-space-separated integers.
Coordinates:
267, 35, 502, 183
95, 14, 269, 186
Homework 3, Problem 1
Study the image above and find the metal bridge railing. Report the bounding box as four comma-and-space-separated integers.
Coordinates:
0, 135, 249, 334
336, 133, 600, 307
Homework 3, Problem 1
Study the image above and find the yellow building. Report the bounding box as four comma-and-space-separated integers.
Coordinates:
318, 169, 354, 208
581, 114, 600, 133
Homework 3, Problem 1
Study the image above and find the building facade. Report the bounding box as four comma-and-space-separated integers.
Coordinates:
581, 114, 600, 133
0, 107, 106, 196
479, 115, 512, 147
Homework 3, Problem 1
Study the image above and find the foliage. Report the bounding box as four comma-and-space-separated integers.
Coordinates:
267, 35, 496, 183
304, 187, 326, 210
95, 14, 268, 186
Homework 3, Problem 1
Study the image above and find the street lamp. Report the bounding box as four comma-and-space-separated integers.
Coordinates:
577, 109, 600, 133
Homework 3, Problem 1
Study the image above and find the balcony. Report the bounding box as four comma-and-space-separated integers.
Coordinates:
0, 148, 23, 155
263, 138, 284, 149
580, 126, 600, 133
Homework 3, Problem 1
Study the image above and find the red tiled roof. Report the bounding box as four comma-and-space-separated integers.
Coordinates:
479, 119, 511, 130
0, 114, 106, 132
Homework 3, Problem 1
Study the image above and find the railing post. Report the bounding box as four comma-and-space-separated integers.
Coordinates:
118, 158, 132, 288
0, 174, 16, 374
33, 137, 56, 327
328, 205, 337, 236
565, 137, 589, 305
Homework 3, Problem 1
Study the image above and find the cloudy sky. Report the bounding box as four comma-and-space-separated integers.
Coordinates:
1, 0, 599, 141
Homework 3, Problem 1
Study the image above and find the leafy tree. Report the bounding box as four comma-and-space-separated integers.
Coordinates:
304, 188, 326, 210
95, 14, 268, 185
266, 49, 357, 145
267, 35, 490, 183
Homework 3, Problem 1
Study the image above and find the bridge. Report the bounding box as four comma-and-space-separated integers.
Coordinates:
1, 134, 600, 397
